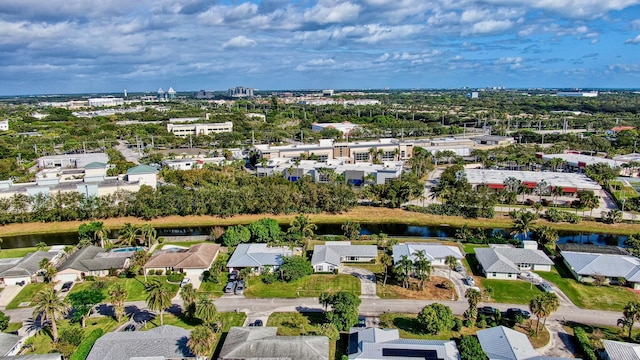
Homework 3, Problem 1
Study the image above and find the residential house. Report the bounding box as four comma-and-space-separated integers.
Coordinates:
219, 327, 328, 360
561, 251, 640, 288
475, 246, 553, 280
392, 243, 464, 266
603, 339, 640, 360
144, 243, 220, 276
226, 243, 300, 273
477, 326, 573, 360
347, 327, 460, 360
0, 354, 62, 360
55, 246, 132, 282
86, 325, 194, 360
311, 242, 377, 272
0, 250, 58, 285
0, 333, 22, 356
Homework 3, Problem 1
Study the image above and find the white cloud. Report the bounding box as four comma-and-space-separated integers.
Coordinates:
221, 36, 257, 50
625, 35, 640, 44
465, 20, 513, 34
303, 1, 361, 24
485, 0, 640, 19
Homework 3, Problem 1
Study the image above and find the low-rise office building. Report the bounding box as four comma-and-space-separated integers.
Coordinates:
37, 153, 109, 169
464, 169, 601, 194
166, 122, 233, 136
312, 121, 361, 136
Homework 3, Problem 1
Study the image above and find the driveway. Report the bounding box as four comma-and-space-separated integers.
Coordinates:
0, 285, 23, 308
339, 266, 379, 299
432, 267, 465, 301
536, 320, 580, 358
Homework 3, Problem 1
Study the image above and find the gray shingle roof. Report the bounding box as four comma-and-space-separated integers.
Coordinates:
0, 333, 20, 356
86, 325, 194, 360
0, 251, 55, 278
311, 243, 377, 267
219, 327, 328, 360
0, 354, 62, 360
475, 248, 553, 274
58, 246, 127, 272
562, 251, 640, 282
477, 326, 538, 360
603, 339, 640, 360
392, 243, 464, 264
226, 244, 298, 268
348, 328, 459, 360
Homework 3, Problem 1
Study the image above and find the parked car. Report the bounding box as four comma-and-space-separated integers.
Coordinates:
505, 308, 531, 319
253, 319, 263, 327
180, 278, 191, 287
61, 282, 73, 292
224, 281, 236, 293
355, 316, 366, 328
235, 280, 245, 295
454, 264, 464, 272
229, 270, 239, 281
478, 306, 498, 316
123, 324, 136, 332
538, 282, 554, 293
464, 276, 475, 286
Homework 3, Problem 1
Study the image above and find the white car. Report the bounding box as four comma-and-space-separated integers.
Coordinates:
180, 278, 191, 287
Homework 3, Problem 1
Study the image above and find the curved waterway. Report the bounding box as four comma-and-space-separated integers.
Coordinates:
0, 223, 628, 248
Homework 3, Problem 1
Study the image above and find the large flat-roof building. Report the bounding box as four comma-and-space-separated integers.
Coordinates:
464, 169, 601, 193
228, 86, 254, 97
312, 122, 362, 136
538, 153, 622, 172
87, 97, 124, 107
167, 122, 233, 137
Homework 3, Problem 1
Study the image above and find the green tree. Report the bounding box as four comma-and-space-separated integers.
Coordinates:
118, 223, 139, 247
625, 233, 640, 257
413, 250, 432, 290
618, 301, 640, 339
341, 221, 361, 241
0, 310, 10, 331
394, 255, 413, 289
529, 292, 560, 335
139, 223, 157, 247
108, 284, 128, 322
188, 325, 216, 359
380, 253, 393, 286
464, 288, 482, 320
317, 323, 340, 341
418, 303, 454, 335
180, 283, 198, 319
144, 278, 172, 326
278, 255, 313, 282
247, 218, 282, 244
222, 225, 251, 247
531, 225, 559, 249
32, 288, 68, 342
510, 209, 536, 240
195, 296, 218, 326
458, 335, 487, 360
320, 291, 361, 331
288, 214, 317, 242
68, 289, 105, 328
445, 255, 457, 280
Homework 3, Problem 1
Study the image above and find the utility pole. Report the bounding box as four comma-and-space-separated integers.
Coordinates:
252, 130, 255, 146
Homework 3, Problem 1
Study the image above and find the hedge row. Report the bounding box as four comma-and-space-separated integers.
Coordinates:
70, 329, 104, 360
573, 327, 597, 360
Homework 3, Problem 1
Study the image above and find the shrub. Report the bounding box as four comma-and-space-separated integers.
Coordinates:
148, 270, 155, 275
155, 269, 163, 276
166, 269, 173, 276
84, 276, 96, 282
452, 317, 463, 332
573, 327, 597, 360
262, 272, 276, 284
0, 311, 10, 331
89, 281, 107, 291
167, 272, 185, 283
70, 329, 104, 360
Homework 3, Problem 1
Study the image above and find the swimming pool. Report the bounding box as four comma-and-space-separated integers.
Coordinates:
111, 246, 146, 253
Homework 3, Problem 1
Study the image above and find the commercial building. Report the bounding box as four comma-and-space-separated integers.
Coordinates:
464, 169, 602, 194
538, 153, 623, 172
166, 122, 233, 137
556, 91, 598, 97
228, 86, 254, 97
257, 158, 404, 185
37, 153, 109, 169
312, 121, 362, 136
87, 97, 124, 107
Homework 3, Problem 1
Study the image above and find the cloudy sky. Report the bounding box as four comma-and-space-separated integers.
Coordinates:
1, 0, 639, 95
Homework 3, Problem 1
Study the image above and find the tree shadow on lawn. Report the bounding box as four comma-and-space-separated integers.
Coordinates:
391, 317, 423, 335
465, 254, 483, 277
95, 303, 115, 318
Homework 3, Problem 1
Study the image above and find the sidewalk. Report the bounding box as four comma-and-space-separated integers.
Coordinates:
0, 285, 23, 309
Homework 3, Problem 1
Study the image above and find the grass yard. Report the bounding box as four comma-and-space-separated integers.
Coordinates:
564, 321, 629, 353
480, 279, 543, 304
69, 276, 179, 302
3, 323, 22, 333
462, 244, 489, 255
6, 283, 53, 310
536, 262, 640, 311
24, 317, 120, 355
377, 277, 457, 300
0, 247, 50, 259
244, 274, 360, 298
267, 312, 340, 359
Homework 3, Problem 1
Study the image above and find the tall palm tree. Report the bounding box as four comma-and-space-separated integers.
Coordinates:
118, 223, 139, 247
288, 214, 317, 242
180, 283, 198, 318
195, 296, 218, 327
531, 226, 559, 249
618, 301, 640, 339
445, 255, 457, 280
139, 223, 157, 248
32, 288, 68, 342
552, 186, 564, 207
144, 278, 172, 326
510, 210, 536, 240
465, 288, 482, 320
529, 292, 560, 334
380, 253, 393, 286
108, 284, 128, 322
92, 222, 110, 248
413, 250, 432, 290
188, 325, 216, 360
394, 255, 413, 289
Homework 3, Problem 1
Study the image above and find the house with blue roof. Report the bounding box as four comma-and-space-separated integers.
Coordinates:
348, 327, 459, 360
226, 243, 301, 274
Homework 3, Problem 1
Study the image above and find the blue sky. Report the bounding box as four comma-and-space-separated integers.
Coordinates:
1, 0, 639, 95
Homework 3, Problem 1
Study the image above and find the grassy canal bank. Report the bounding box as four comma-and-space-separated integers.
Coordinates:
0, 206, 639, 237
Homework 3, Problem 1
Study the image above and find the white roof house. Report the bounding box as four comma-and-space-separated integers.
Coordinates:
348, 328, 459, 360
477, 326, 573, 360
226, 243, 299, 272
392, 243, 464, 266
311, 242, 377, 273
562, 251, 640, 289
603, 339, 640, 360
475, 247, 553, 280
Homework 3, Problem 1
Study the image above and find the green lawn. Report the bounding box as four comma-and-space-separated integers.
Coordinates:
24, 317, 120, 355
462, 244, 489, 255
267, 312, 339, 359
6, 283, 53, 309
536, 262, 640, 311
245, 274, 360, 298
379, 313, 467, 340
69, 276, 179, 302
3, 323, 22, 333
0, 247, 49, 259
480, 279, 543, 304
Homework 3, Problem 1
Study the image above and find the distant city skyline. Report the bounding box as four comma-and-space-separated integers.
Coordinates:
1, 0, 639, 95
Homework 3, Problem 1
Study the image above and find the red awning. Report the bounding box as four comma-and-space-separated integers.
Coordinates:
488, 184, 504, 189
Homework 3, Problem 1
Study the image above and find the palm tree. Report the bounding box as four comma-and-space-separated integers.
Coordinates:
195, 296, 218, 326
380, 253, 393, 286
618, 301, 640, 339
180, 283, 198, 318
483, 286, 494, 301
529, 292, 560, 335
41, 261, 57, 283
534, 180, 549, 202
465, 288, 482, 320
109, 284, 128, 322
288, 214, 317, 242
445, 255, 457, 280
32, 288, 68, 342
510, 210, 536, 240
531, 226, 559, 249
503, 177, 521, 213
394, 255, 413, 289
413, 250, 432, 290
144, 278, 172, 326
551, 186, 564, 207
93, 222, 110, 248
118, 223, 139, 247
139, 223, 157, 247
187, 325, 216, 360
